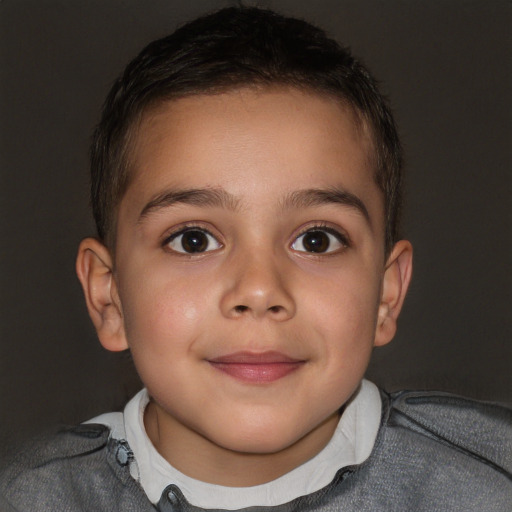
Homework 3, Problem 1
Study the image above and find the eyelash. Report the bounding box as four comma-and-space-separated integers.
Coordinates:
291, 223, 350, 254
161, 223, 350, 255
162, 224, 222, 255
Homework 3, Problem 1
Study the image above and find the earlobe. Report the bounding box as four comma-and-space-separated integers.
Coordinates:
374, 240, 413, 347
76, 238, 128, 352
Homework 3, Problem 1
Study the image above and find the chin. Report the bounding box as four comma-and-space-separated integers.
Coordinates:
210, 420, 309, 455
222, 436, 296, 456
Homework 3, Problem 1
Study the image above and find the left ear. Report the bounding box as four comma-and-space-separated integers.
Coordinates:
374, 240, 413, 347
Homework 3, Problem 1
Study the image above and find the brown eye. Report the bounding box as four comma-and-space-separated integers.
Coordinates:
292, 229, 346, 254
303, 231, 329, 252
167, 229, 221, 254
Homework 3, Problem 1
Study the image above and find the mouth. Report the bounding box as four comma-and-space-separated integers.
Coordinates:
207, 351, 305, 383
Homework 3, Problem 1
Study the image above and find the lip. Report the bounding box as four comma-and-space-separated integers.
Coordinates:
207, 351, 305, 383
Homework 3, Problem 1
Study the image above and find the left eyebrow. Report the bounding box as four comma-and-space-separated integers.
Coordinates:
280, 187, 371, 225
138, 187, 240, 222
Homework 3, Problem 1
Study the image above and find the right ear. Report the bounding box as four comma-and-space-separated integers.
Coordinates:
76, 238, 128, 352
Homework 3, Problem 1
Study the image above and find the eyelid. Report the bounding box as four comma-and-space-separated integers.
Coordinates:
290, 223, 351, 253
161, 223, 223, 253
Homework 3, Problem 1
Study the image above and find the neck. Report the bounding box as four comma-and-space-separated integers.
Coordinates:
144, 401, 340, 487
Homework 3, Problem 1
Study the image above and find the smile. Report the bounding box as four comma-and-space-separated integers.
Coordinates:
207, 351, 305, 383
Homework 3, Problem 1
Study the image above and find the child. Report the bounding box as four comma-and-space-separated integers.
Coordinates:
1, 6, 510, 511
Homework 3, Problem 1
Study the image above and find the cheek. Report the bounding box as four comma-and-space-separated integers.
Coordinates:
308, 275, 380, 403
119, 263, 219, 353
302, 265, 382, 357
310, 264, 380, 320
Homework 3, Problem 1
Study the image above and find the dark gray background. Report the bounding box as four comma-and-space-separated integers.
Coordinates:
1, 0, 511, 456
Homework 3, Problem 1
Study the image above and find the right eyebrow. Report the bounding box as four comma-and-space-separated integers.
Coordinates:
138, 187, 240, 223
281, 187, 371, 225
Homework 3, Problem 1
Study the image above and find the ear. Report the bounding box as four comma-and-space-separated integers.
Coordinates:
374, 240, 413, 347
76, 238, 128, 352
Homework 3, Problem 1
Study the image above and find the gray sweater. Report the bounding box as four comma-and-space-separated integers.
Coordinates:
1, 389, 511, 511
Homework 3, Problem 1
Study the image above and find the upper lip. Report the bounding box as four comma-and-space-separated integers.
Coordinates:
207, 351, 304, 364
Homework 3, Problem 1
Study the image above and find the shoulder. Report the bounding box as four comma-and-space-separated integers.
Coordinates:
384, 389, 512, 475
0, 423, 152, 511
0, 423, 110, 481
342, 390, 512, 510
0, 424, 110, 504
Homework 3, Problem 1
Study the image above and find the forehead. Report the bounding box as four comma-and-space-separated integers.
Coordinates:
121, 87, 383, 229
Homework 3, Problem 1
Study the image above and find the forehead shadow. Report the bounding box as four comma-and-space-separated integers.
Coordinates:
125, 88, 375, 177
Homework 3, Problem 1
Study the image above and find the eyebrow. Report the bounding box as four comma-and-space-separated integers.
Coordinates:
138, 185, 371, 226
138, 187, 240, 221
281, 187, 371, 225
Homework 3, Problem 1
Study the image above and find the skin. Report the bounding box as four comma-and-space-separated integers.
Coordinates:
77, 87, 412, 486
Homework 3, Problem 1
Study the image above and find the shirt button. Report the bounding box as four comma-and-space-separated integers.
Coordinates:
159, 484, 183, 512
167, 489, 180, 507
115, 442, 132, 466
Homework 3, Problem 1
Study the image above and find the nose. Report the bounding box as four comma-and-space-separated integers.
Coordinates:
220, 251, 296, 321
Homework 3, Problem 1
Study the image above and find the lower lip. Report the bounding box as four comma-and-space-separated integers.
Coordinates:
208, 361, 304, 383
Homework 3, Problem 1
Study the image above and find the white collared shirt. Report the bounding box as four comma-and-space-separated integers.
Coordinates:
86, 379, 381, 509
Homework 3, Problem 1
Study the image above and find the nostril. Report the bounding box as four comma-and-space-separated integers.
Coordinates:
268, 305, 282, 313
234, 305, 249, 313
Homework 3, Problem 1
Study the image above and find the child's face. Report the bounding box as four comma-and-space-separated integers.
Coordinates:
79, 87, 411, 482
